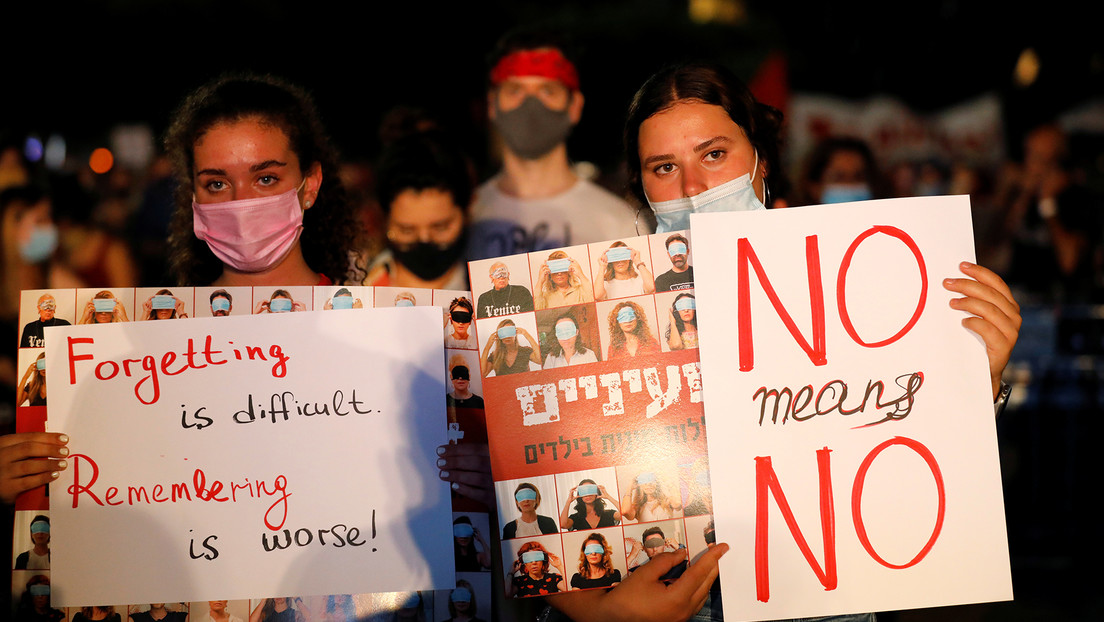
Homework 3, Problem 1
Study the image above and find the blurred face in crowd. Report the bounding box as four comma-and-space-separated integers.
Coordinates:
492, 72, 579, 116
821, 149, 867, 185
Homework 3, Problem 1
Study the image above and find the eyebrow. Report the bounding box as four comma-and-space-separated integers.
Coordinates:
693, 136, 733, 153
250, 159, 287, 172
641, 136, 734, 167
195, 160, 288, 177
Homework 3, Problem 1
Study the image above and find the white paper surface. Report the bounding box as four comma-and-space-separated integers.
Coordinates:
45, 308, 454, 605
692, 197, 1012, 621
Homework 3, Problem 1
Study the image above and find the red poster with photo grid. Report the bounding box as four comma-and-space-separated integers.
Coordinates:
469, 230, 717, 598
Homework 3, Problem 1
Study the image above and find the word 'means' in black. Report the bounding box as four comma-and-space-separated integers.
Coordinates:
752, 371, 924, 428
234, 389, 375, 425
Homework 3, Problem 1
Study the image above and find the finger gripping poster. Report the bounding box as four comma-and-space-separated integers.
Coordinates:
692, 196, 1012, 621
44, 308, 454, 605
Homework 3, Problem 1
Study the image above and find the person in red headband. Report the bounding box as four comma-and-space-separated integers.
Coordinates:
468, 27, 636, 260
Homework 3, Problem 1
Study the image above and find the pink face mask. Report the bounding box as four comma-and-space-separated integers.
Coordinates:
192, 183, 305, 273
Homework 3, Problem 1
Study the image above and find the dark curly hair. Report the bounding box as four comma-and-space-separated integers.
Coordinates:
164, 73, 358, 285
624, 61, 786, 208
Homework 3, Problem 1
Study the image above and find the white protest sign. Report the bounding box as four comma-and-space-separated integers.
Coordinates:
45, 308, 454, 605
692, 196, 1012, 621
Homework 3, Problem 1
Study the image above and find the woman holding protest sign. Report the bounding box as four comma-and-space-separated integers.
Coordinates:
164, 74, 357, 288
545, 59, 1020, 622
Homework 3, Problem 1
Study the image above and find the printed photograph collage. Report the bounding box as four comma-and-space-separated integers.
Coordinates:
467, 229, 717, 599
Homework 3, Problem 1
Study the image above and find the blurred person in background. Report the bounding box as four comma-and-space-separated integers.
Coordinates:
995, 123, 1100, 302
362, 131, 474, 290
468, 27, 635, 259
1, 185, 83, 323
797, 136, 885, 206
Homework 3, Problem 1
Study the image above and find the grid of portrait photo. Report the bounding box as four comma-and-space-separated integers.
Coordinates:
468, 230, 715, 598
12, 285, 490, 620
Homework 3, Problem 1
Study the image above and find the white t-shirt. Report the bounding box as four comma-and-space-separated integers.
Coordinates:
20, 548, 49, 569
603, 275, 646, 299
469, 176, 636, 260
543, 348, 599, 369
513, 517, 545, 538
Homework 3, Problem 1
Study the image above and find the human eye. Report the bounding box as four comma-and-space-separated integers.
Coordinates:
203, 179, 227, 192
651, 162, 677, 176
257, 174, 280, 187
703, 149, 725, 162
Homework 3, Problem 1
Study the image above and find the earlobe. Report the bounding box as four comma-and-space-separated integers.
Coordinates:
304, 162, 323, 209
487, 92, 498, 120
569, 92, 585, 124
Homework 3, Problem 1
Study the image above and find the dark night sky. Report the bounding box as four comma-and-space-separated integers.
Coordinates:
3, 0, 1100, 168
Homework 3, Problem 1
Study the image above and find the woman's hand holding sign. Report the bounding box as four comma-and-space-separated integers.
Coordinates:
943, 262, 1021, 401
0, 432, 69, 504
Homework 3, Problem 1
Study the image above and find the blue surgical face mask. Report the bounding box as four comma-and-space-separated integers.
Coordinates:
521, 551, 546, 564
94, 298, 117, 313
584, 543, 605, 555
616, 307, 636, 323
648, 151, 766, 233
554, 321, 577, 340
269, 298, 293, 313
20, 224, 59, 263
821, 183, 872, 204
331, 296, 354, 310
577, 484, 599, 496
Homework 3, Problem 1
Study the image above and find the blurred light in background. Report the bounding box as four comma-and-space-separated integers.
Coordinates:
1014, 47, 1040, 88
44, 134, 66, 170
89, 147, 114, 174
689, 0, 745, 25
23, 136, 44, 163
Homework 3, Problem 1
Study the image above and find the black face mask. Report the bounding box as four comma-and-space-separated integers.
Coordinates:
389, 231, 467, 281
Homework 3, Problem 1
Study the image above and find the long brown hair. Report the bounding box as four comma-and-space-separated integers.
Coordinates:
602, 241, 638, 282
489, 318, 518, 375
577, 532, 614, 579
25, 352, 45, 403
607, 301, 652, 352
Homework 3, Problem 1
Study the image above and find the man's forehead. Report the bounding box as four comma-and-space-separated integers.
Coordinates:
490, 263, 508, 273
